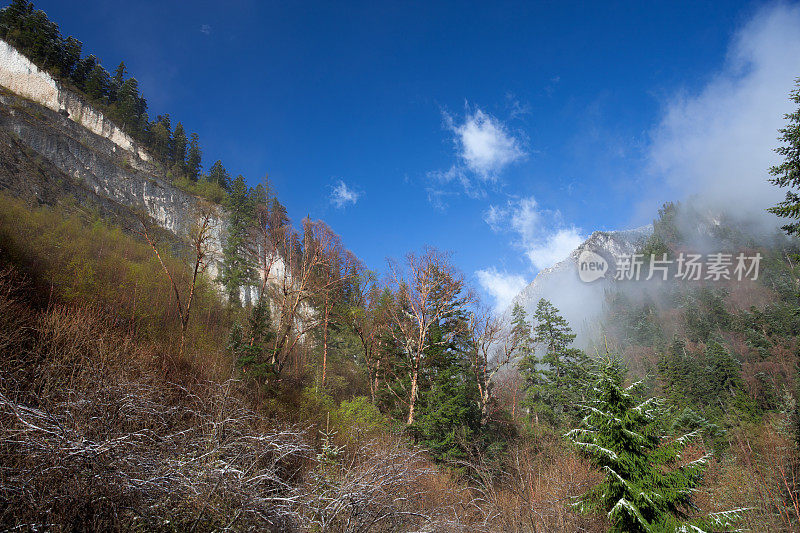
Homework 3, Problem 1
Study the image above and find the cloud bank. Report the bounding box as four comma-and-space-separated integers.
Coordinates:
477, 195, 585, 310
645, 3, 800, 222
484, 196, 585, 270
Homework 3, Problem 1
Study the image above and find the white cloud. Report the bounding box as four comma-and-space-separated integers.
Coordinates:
509, 196, 542, 244
330, 180, 360, 209
200, 24, 211, 35
450, 108, 525, 179
525, 227, 585, 270
484, 195, 585, 271
425, 107, 526, 208
475, 267, 528, 312
644, 3, 800, 220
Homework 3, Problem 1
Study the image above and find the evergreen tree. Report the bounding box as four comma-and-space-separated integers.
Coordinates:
230, 298, 277, 380
171, 122, 188, 174
219, 175, 254, 305
57, 35, 81, 77
519, 298, 592, 425
566, 357, 714, 532
112, 61, 127, 89
149, 117, 172, 163
411, 316, 481, 463
186, 133, 202, 181
510, 302, 534, 359
114, 77, 147, 135
207, 160, 230, 190
84, 63, 109, 102
769, 78, 800, 236
70, 54, 97, 90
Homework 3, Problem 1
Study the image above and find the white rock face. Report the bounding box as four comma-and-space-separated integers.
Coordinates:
0, 38, 151, 163
0, 39, 308, 322
506, 226, 652, 345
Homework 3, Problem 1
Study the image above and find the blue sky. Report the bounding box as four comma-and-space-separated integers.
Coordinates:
32, 0, 800, 310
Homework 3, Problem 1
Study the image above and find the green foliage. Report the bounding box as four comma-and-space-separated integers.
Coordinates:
519, 298, 593, 426
0, 193, 230, 360
769, 78, 800, 236
606, 291, 665, 348
173, 175, 227, 204
566, 357, 712, 532
639, 202, 681, 260
219, 175, 255, 305
658, 339, 758, 423
186, 132, 202, 181
331, 396, 388, 438
230, 298, 277, 381
410, 322, 482, 464
206, 160, 230, 191
681, 287, 730, 343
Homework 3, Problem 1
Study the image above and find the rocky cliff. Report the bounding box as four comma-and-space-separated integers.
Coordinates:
0, 38, 269, 302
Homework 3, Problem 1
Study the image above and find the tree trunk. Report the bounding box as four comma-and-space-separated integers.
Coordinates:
407, 362, 419, 425
321, 294, 329, 387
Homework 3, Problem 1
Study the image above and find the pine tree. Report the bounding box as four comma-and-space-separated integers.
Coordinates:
70, 54, 98, 90
84, 63, 109, 102
113, 61, 127, 88
411, 318, 482, 464
114, 77, 147, 135
566, 357, 714, 532
150, 115, 172, 163
186, 133, 202, 181
510, 302, 534, 359
171, 122, 188, 174
219, 175, 254, 306
231, 298, 277, 380
207, 160, 230, 190
769, 78, 800, 235
519, 298, 592, 425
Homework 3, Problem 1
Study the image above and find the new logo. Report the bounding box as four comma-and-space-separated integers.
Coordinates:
577, 250, 608, 282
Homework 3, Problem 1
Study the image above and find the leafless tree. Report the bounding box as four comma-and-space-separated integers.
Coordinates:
136, 201, 217, 356
386, 247, 472, 425
467, 307, 518, 425
266, 219, 355, 378
345, 273, 390, 403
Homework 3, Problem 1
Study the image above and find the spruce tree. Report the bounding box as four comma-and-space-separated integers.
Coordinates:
411, 319, 481, 464
231, 298, 277, 380
207, 160, 230, 190
84, 63, 109, 102
150, 120, 171, 163
172, 122, 188, 174
769, 78, 800, 235
519, 298, 592, 425
510, 302, 534, 360
566, 357, 714, 532
219, 175, 254, 306
186, 133, 202, 181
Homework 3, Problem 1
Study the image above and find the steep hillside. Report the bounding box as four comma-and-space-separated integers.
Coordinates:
0, 37, 270, 301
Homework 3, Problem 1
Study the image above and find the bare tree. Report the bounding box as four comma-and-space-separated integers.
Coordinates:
266, 219, 352, 378
345, 272, 390, 404
251, 182, 290, 298
136, 201, 217, 356
386, 247, 471, 425
467, 308, 518, 425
